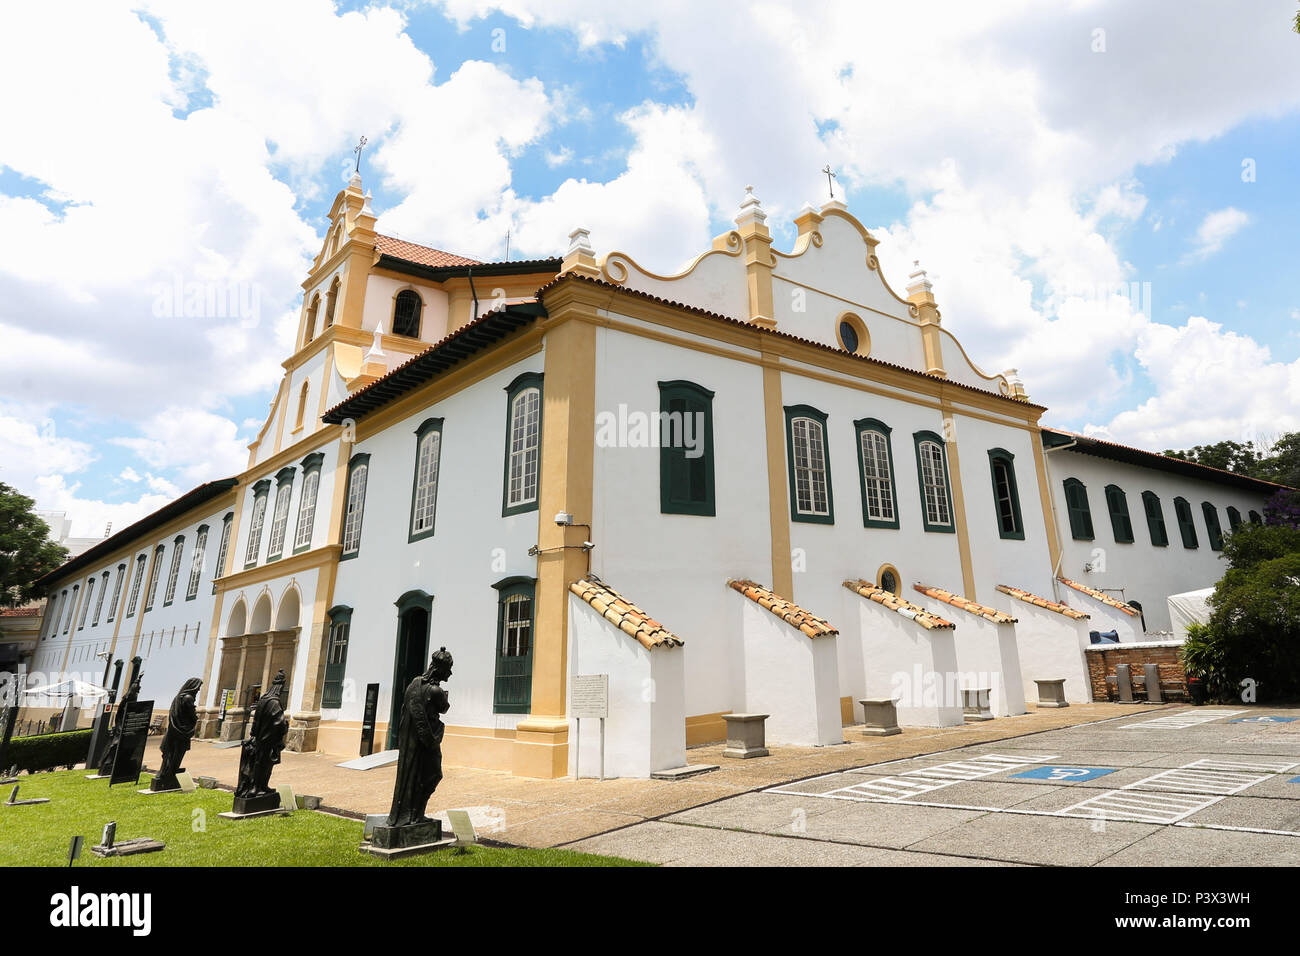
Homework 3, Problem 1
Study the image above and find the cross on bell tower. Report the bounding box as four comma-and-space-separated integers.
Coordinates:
354, 135, 368, 174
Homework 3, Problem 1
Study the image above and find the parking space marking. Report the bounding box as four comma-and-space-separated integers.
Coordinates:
765, 752, 1058, 803
1119, 709, 1245, 730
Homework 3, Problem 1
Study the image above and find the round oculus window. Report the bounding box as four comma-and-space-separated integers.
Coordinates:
838, 319, 859, 354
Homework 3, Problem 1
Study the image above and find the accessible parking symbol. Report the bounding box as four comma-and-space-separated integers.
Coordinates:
1230, 716, 1298, 724
1011, 766, 1117, 782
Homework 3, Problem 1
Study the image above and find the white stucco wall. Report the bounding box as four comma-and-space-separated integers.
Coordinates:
328, 353, 545, 735
730, 592, 842, 746
566, 595, 685, 778
994, 598, 1093, 703
844, 591, 963, 727
913, 597, 1026, 718
1047, 448, 1270, 632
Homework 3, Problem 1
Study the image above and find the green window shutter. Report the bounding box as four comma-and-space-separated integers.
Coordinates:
321, 605, 353, 709
987, 448, 1024, 540
1142, 492, 1168, 546
1104, 485, 1134, 543
492, 577, 536, 714
1202, 502, 1224, 551
1226, 506, 1242, 531
1063, 478, 1094, 540
658, 381, 715, 516
1174, 497, 1198, 549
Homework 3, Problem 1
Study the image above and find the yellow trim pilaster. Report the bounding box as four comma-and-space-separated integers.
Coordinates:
515, 286, 598, 777
942, 404, 978, 601
763, 357, 794, 597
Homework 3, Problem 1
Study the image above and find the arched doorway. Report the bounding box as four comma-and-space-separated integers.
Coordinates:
389, 590, 433, 750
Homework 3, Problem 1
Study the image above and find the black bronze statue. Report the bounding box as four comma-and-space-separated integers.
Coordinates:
150, 677, 201, 792
372, 648, 453, 849
233, 669, 289, 813
98, 658, 143, 776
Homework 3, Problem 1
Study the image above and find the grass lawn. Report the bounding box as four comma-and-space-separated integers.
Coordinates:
0, 770, 649, 867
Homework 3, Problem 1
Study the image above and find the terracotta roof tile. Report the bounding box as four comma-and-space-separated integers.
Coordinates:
570, 577, 684, 650
0, 607, 40, 618
1056, 577, 1141, 616
913, 584, 1016, 624
995, 584, 1090, 620
727, 579, 838, 637
844, 579, 955, 630
374, 234, 480, 269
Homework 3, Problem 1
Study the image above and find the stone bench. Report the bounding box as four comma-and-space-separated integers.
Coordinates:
858, 698, 901, 737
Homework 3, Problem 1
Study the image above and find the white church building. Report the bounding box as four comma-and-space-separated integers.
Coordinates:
29, 172, 1284, 778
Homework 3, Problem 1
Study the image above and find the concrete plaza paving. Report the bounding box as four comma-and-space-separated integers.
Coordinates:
566, 706, 1300, 865
145, 701, 1135, 848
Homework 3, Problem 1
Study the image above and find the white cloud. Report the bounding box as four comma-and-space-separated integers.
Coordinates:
0, 409, 97, 491
109, 406, 250, 485
1188, 207, 1250, 261
1089, 316, 1300, 448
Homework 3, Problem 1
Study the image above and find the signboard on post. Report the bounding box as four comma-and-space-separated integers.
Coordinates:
359, 683, 380, 757
109, 700, 155, 787
572, 674, 609, 781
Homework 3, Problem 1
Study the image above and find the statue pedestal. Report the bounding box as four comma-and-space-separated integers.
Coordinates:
148, 773, 180, 792
361, 820, 454, 859
220, 792, 286, 819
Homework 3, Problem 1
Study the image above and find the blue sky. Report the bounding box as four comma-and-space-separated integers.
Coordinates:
2, 1, 1298, 536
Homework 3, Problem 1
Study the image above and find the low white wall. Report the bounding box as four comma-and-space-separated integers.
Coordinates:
729, 591, 842, 746
566, 596, 686, 778
996, 599, 1093, 703
914, 596, 1026, 717
845, 593, 963, 727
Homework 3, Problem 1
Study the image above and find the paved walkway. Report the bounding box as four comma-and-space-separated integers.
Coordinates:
151, 702, 1145, 848
566, 705, 1300, 865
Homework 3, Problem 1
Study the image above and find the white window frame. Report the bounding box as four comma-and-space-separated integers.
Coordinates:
791, 416, 830, 517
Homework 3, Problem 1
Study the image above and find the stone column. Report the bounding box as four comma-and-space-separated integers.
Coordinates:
218, 636, 250, 741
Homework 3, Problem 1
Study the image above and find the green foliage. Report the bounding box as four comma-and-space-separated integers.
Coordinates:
0, 482, 70, 608
1181, 520, 1300, 701
0, 769, 650, 867
1163, 431, 1300, 489
4, 729, 92, 774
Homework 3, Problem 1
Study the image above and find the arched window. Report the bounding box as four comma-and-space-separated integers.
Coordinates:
1201, 502, 1224, 551
409, 419, 444, 540
785, 405, 834, 523
244, 479, 271, 568
294, 454, 324, 554
1063, 477, 1094, 541
503, 373, 543, 516
1142, 491, 1168, 546
1104, 484, 1133, 543
1174, 497, 1198, 549
1225, 506, 1242, 531
913, 431, 954, 532
303, 293, 320, 346
186, 525, 208, 601
393, 290, 423, 337
342, 453, 370, 557
1248, 509, 1262, 525
877, 564, 901, 596
988, 448, 1024, 539
163, 535, 185, 606
855, 419, 897, 528
324, 277, 340, 328
329, 224, 342, 256
295, 381, 309, 431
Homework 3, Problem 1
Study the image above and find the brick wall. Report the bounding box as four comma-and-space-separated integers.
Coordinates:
1085, 643, 1187, 701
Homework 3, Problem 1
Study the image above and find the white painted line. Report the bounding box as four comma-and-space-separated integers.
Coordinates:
1186, 757, 1298, 774
765, 753, 1059, 803
1119, 709, 1245, 730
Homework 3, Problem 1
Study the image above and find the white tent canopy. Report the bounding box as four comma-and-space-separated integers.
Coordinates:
1167, 587, 1214, 643
19, 679, 109, 702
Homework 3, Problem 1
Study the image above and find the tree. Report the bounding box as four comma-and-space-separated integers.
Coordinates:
1254, 433, 1300, 489
1182, 521, 1300, 701
1162, 439, 1261, 475
0, 483, 69, 608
